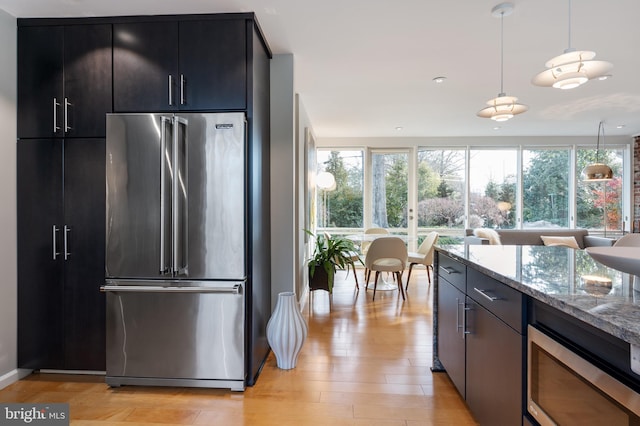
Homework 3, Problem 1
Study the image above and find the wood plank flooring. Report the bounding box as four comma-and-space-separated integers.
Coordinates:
0, 269, 477, 425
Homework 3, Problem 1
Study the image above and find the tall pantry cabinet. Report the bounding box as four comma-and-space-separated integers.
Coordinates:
17, 22, 111, 370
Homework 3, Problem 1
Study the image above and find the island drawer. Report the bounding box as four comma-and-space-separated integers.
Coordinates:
438, 253, 466, 292
466, 267, 524, 334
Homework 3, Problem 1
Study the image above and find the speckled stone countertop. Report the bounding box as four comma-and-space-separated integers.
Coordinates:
436, 244, 640, 346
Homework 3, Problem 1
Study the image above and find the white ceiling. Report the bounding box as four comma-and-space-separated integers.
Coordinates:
2, 0, 640, 139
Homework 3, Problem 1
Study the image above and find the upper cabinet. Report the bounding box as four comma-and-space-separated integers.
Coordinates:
113, 18, 247, 112
18, 24, 113, 139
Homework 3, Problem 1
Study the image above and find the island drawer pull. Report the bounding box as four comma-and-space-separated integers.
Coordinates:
440, 266, 458, 275
473, 287, 499, 302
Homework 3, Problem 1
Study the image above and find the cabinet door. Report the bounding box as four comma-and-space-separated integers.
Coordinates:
17, 26, 64, 138
437, 279, 466, 397
465, 298, 524, 426
178, 19, 246, 110
113, 21, 179, 112
17, 139, 64, 369
64, 25, 112, 138
63, 139, 106, 370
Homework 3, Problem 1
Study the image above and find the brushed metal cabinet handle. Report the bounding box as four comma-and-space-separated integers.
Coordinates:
180, 74, 185, 105
53, 98, 60, 132
52, 225, 60, 260
63, 225, 70, 260
64, 98, 72, 133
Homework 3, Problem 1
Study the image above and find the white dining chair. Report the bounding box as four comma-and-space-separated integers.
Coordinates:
364, 237, 407, 301
406, 232, 439, 291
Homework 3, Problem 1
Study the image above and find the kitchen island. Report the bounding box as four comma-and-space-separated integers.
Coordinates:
432, 244, 640, 426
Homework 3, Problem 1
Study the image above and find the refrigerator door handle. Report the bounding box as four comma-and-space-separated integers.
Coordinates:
173, 116, 188, 276
159, 116, 173, 274
100, 284, 241, 294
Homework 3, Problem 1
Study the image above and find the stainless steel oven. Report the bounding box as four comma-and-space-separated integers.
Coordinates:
528, 325, 640, 425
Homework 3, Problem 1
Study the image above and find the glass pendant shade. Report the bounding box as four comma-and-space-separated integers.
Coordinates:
532, 0, 612, 89
533, 50, 613, 89
477, 94, 528, 121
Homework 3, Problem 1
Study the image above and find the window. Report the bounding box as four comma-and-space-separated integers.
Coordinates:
316, 150, 364, 229
371, 151, 408, 230
314, 144, 630, 239
523, 149, 570, 228
417, 149, 466, 239
469, 149, 517, 229
576, 147, 624, 233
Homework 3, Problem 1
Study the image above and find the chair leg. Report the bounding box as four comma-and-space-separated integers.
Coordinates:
427, 265, 433, 290
365, 269, 371, 289
396, 271, 406, 300
351, 261, 359, 290
406, 263, 416, 291
373, 271, 380, 300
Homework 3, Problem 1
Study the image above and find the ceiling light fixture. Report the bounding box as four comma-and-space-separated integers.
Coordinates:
532, 0, 612, 90
582, 121, 613, 181
477, 3, 528, 122
432, 76, 446, 83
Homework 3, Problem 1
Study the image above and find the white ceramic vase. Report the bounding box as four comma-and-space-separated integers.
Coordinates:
266, 291, 308, 369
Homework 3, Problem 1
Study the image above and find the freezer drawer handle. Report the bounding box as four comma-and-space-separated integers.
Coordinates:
100, 284, 241, 294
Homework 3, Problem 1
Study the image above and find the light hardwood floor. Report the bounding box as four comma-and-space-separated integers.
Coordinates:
1, 269, 477, 425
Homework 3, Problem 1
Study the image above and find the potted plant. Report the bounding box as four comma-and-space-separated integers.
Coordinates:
305, 230, 362, 293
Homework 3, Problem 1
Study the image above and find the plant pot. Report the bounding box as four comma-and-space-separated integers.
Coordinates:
309, 266, 333, 293
266, 291, 308, 369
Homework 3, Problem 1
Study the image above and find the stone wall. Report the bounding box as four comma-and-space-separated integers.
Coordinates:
634, 136, 640, 231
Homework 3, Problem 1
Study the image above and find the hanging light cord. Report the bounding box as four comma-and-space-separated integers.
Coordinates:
499, 10, 505, 95
596, 120, 604, 162
567, 0, 572, 50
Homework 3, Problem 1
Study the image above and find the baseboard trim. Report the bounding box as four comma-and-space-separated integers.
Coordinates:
0, 368, 32, 390
39, 369, 106, 376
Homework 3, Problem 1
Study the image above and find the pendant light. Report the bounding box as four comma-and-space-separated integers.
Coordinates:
477, 3, 528, 122
581, 121, 613, 181
532, 0, 612, 90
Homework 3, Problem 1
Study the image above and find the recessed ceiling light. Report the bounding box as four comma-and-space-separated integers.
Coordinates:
432, 76, 447, 83
598, 75, 612, 81
395, 126, 403, 131
493, 126, 502, 131
617, 124, 625, 129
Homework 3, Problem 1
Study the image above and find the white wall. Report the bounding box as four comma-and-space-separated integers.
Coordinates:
0, 8, 18, 389
270, 54, 297, 309
295, 95, 314, 302
269, 54, 316, 309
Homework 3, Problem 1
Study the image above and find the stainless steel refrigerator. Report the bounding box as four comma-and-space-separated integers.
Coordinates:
103, 112, 255, 391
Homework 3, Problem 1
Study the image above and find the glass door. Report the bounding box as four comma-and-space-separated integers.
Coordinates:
369, 150, 411, 242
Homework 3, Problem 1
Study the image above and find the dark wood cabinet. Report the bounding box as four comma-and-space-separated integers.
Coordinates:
437, 278, 467, 396
114, 18, 246, 112
465, 297, 523, 426
18, 24, 112, 138
436, 253, 526, 425
17, 138, 106, 370
17, 139, 65, 369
